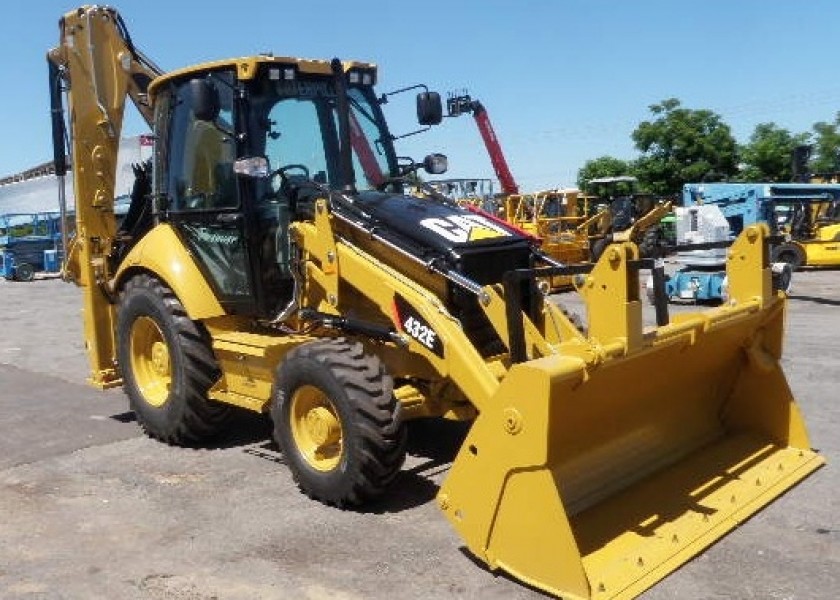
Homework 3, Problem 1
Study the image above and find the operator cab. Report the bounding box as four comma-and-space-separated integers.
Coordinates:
146, 57, 444, 318
587, 175, 642, 232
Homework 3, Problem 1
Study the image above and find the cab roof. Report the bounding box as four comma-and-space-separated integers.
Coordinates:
148, 55, 377, 97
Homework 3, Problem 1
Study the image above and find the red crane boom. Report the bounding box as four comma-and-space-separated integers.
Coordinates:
447, 93, 519, 195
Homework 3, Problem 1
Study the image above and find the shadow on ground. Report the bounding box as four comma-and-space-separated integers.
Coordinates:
181, 411, 474, 514
110, 406, 274, 449
789, 294, 840, 306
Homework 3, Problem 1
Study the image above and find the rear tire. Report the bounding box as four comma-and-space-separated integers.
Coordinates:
771, 244, 806, 270
117, 274, 230, 445
14, 262, 35, 282
272, 338, 407, 507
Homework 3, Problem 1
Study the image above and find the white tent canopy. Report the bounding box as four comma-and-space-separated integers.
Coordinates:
0, 136, 151, 214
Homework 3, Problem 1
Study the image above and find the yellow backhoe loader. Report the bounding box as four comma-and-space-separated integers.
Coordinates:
49, 6, 824, 599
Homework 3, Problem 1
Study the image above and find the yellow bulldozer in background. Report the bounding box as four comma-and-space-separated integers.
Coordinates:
48, 6, 823, 599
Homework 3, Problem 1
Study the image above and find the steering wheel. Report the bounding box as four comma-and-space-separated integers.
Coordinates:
269, 163, 310, 190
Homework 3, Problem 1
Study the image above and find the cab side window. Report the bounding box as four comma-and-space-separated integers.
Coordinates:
166, 72, 237, 211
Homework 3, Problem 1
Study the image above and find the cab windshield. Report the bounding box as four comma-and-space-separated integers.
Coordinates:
246, 75, 396, 191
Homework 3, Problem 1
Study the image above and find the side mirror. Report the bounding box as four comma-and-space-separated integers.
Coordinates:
190, 78, 220, 121
417, 91, 443, 126
423, 153, 448, 175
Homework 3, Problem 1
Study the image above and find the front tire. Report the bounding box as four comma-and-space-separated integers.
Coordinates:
591, 236, 610, 261
272, 338, 407, 507
117, 274, 230, 445
771, 262, 793, 294
772, 243, 806, 270
636, 226, 662, 259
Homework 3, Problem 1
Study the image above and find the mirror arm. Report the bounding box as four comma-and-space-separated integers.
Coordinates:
390, 126, 431, 141
378, 83, 429, 105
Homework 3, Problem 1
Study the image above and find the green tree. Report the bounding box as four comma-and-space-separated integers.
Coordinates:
631, 98, 738, 195
576, 156, 633, 192
811, 112, 840, 174
739, 123, 810, 182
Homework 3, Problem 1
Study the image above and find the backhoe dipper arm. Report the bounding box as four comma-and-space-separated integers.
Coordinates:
47, 5, 163, 387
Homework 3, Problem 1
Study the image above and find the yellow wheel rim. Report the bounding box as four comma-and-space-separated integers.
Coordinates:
129, 316, 172, 408
289, 385, 344, 472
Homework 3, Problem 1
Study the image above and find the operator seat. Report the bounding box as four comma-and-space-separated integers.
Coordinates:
187, 119, 235, 208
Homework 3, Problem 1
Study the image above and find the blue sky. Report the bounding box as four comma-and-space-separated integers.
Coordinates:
4, 0, 840, 191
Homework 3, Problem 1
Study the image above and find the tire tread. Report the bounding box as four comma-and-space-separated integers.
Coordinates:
272, 337, 406, 507
119, 274, 229, 445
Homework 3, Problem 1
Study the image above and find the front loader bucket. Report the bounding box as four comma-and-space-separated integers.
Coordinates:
438, 225, 824, 600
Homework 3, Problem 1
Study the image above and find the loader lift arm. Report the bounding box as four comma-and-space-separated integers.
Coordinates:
48, 6, 163, 387
447, 93, 519, 195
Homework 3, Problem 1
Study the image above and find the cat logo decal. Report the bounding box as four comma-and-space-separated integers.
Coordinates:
419, 214, 511, 244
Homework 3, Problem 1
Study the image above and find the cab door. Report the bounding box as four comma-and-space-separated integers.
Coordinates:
155, 71, 256, 315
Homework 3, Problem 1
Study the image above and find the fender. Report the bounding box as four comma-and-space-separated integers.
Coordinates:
114, 223, 225, 319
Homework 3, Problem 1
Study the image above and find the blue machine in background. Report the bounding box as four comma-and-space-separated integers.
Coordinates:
682, 183, 780, 233
658, 202, 733, 302
648, 183, 792, 303
0, 212, 63, 281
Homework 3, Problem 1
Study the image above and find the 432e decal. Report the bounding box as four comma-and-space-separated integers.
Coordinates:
392, 295, 444, 357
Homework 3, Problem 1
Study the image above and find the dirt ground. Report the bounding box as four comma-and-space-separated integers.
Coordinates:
0, 270, 838, 599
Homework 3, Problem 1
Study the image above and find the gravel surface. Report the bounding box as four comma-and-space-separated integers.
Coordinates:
0, 271, 837, 599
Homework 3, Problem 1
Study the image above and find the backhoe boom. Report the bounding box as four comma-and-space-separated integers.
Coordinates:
48, 5, 162, 386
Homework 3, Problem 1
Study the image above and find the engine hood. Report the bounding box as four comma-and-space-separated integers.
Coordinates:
351, 191, 527, 256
